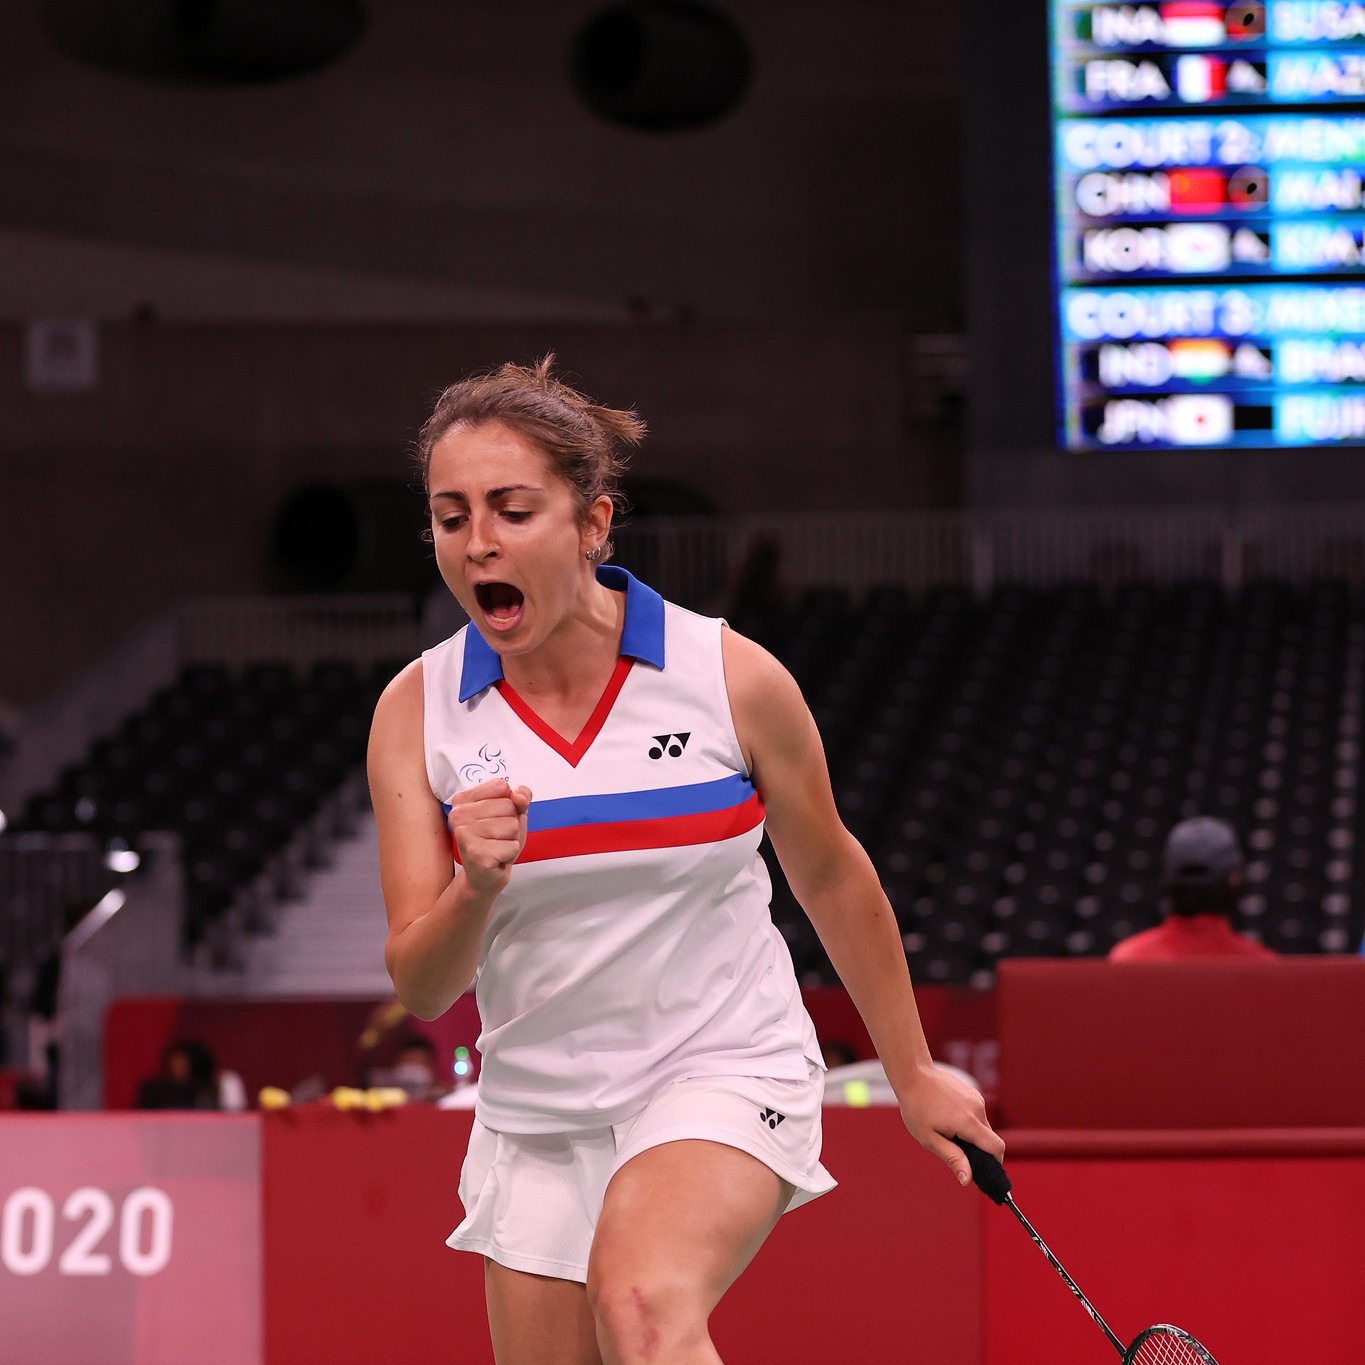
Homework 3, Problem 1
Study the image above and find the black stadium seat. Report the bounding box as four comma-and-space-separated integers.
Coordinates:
16, 661, 377, 944
749, 579, 1365, 987
19, 579, 1365, 978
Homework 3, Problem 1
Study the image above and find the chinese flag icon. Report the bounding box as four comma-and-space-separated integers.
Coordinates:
1169, 167, 1227, 213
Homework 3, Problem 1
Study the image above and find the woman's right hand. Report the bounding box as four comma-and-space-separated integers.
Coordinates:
446, 779, 532, 899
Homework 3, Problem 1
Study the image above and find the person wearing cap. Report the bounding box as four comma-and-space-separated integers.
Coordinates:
1108, 816, 1278, 962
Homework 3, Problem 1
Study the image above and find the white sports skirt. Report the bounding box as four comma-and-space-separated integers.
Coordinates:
448, 1065, 837, 1283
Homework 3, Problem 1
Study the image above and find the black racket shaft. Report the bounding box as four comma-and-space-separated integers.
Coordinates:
954, 1139, 1127, 1359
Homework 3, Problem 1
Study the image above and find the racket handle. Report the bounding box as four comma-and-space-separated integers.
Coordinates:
952, 1138, 1012, 1205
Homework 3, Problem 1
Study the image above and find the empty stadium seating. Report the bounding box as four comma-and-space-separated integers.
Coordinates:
16, 659, 403, 944
14, 580, 1365, 987
748, 579, 1365, 986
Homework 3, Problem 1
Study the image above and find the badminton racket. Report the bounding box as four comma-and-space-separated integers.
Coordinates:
953, 1139, 1219, 1365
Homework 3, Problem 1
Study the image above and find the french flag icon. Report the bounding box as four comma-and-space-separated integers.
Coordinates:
1161, 0, 1227, 46
1176, 54, 1227, 102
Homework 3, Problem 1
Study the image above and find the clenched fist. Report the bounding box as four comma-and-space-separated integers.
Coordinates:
447, 779, 533, 899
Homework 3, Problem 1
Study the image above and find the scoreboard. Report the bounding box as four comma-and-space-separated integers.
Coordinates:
1052, 0, 1365, 448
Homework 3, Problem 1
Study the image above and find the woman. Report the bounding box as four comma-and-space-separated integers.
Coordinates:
369, 359, 1003, 1365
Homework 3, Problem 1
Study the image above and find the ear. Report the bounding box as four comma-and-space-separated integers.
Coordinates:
582, 493, 614, 557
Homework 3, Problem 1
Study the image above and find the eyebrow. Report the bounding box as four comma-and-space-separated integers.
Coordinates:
429, 484, 544, 502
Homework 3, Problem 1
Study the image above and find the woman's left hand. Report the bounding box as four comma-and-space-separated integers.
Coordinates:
897, 1062, 1005, 1188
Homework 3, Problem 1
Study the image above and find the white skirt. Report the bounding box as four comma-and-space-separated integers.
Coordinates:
448, 1065, 837, 1283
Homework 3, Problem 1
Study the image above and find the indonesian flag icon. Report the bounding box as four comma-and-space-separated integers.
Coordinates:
1161, 0, 1227, 45
1169, 167, 1227, 213
1167, 393, 1234, 444
1176, 55, 1228, 102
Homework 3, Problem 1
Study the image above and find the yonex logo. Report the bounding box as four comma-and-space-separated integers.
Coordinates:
648, 733, 690, 759
760, 1107, 786, 1130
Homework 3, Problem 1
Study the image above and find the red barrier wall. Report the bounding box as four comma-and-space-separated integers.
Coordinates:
261, 1106, 482, 1365
5, 1109, 1361, 1363
998, 958, 1365, 1128
259, 1105, 982, 1365
985, 1131, 1365, 1365
258, 1109, 1365, 1365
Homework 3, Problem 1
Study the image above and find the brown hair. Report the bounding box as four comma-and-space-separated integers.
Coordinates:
415, 356, 645, 540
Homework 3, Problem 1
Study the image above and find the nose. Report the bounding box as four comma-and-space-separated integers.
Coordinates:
465, 510, 499, 562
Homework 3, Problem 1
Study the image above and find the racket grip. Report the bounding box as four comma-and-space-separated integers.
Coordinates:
952, 1139, 1012, 1205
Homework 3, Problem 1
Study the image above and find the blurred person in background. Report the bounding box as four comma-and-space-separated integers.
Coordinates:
819, 1037, 858, 1070
386, 1034, 445, 1102
729, 534, 785, 623
137, 1039, 219, 1109
1109, 816, 1277, 962
15, 952, 61, 1109
135, 1038, 247, 1110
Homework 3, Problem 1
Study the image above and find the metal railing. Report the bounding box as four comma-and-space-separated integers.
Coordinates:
10, 504, 1365, 817
58, 833, 184, 1110
176, 593, 417, 675
0, 833, 122, 1070
611, 503, 1365, 608
0, 834, 115, 978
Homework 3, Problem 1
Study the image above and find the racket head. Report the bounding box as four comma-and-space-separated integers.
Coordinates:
1124, 1325, 1219, 1365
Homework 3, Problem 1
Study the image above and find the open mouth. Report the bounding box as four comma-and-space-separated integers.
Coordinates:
474, 581, 525, 627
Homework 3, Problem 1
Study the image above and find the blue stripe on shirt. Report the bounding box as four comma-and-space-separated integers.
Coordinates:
525, 773, 756, 833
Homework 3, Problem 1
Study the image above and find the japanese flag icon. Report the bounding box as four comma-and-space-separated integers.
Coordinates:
1167, 393, 1234, 444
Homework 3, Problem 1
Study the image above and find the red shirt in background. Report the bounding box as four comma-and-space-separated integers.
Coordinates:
1108, 914, 1279, 962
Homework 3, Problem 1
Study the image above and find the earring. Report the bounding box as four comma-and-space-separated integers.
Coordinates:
586, 546, 603, 562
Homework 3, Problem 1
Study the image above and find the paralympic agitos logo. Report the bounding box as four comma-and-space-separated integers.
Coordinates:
459, 744, 509, 783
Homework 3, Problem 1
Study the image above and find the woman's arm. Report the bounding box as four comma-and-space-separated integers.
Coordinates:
367, 661, 530, 1020
721, 627, 1004, 1185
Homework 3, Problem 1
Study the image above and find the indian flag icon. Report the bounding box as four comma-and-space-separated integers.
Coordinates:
1160, 0, 1227, 46
1169, 339, 1232, 381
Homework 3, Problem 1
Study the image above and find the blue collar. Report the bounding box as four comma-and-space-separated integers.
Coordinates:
459, 565, 666, 702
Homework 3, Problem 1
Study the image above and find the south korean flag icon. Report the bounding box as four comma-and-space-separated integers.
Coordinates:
1166, 222, 1231, 273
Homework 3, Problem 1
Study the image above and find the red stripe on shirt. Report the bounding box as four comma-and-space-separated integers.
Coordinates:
451, 792, 764, 865
495, 656, 634, 768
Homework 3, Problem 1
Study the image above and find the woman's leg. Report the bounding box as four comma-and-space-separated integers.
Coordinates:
586, 1140, 794, 1365
485, 1259, 603, 1365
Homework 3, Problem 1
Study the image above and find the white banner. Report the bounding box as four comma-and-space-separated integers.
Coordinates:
0, 1114, 260, 1365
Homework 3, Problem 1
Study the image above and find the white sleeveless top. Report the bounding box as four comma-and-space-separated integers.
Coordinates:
422, 566, 821, 1134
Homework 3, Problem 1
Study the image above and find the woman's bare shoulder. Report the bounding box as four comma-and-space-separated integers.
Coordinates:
719, 623, 812, 770
720, 623, 804, 713
368, 658, 425, 771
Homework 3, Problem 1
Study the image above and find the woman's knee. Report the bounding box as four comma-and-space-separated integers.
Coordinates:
586, 1263, 708, 1364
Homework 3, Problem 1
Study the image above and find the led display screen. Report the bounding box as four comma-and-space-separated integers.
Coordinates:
1052, 1, 1365, 447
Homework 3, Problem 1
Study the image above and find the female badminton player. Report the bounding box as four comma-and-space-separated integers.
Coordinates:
368, 359, 1004, 1365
